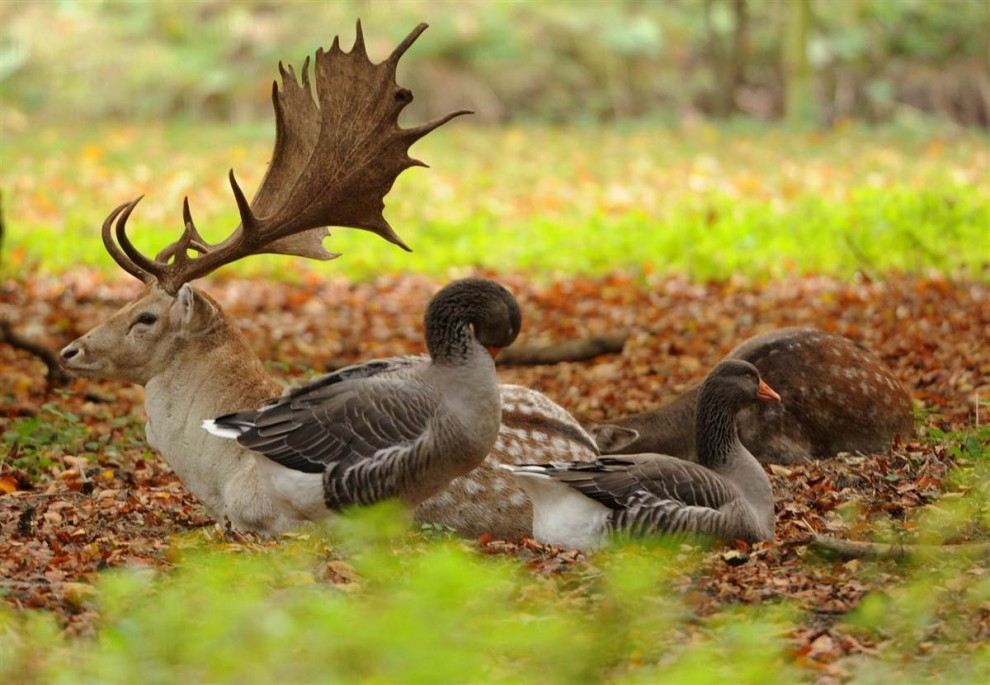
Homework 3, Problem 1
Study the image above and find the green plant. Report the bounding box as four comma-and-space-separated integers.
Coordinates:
1, 403, 90, 476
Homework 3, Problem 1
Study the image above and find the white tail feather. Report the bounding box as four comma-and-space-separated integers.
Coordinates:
496, 463, 553, 479
201, 419, 244, 440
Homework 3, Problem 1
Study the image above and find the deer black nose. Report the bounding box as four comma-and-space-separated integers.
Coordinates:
60, 345, 79, 361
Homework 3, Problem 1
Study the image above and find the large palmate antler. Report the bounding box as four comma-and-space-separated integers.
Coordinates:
102, 22, 468, 294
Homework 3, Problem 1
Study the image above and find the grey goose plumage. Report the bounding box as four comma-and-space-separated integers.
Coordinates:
203, 278, 520, 510
500, 360, 779, 549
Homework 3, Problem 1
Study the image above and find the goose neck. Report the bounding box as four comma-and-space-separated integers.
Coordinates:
426, 318, 475, 365
695, 388, 740, 469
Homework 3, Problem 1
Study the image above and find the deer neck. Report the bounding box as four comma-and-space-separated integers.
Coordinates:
607, 385, 700, 460
147, 323, 277, 411
141, 321, 280, 510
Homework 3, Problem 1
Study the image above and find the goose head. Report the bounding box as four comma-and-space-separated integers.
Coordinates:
424, 278, 521, 362
702, 359, 782, 408
696, 360, 781, 468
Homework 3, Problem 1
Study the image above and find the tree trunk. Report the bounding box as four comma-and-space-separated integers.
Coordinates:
728, 0, 749, 113
783, 0, 816, 126
0, 189, 5, 260
705, 0, 750, 118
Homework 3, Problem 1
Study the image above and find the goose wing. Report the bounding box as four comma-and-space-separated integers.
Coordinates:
275, 354, 426, 405
538, 456, 757, 541
548, 456, 738, 511
209, 363, 438, 475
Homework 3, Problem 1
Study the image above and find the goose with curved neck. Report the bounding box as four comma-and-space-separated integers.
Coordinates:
203, 277, 521, 513
500, 360, 779, 549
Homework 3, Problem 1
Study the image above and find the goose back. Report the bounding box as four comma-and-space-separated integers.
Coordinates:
506, 454, 772, 549
204, 278, 517, 511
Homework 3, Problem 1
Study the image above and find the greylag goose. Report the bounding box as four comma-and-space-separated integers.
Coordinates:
204, 278, 520, 510
501, 360, 779, 549
416, 383, 600, 539
586, 327, 913, 464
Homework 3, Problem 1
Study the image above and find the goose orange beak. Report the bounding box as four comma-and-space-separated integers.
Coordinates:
757, 378, 781, 402
486, 346, 502, 359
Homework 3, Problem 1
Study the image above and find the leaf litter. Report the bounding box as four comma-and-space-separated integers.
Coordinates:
1, 270, 988, 676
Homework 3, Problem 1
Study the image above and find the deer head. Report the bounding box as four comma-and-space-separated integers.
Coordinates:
60, 22, 467, 384
59, 284, 226, 384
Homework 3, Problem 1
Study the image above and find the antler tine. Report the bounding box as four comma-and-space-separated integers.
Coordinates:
101, 200, 153, 283
113, 197, 164, 281
301, 56, 312, 94
227, 169, 259, 237
352, 19, 367, 57
154, 197, 209, 264
387, 23, 428, 68
180, 196, 209, 251
406, 109, 474, 142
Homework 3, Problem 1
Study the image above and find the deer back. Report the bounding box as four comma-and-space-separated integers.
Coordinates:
587, 328, 913, 464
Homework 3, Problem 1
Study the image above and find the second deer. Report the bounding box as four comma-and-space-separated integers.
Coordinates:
586, 327, 914, 464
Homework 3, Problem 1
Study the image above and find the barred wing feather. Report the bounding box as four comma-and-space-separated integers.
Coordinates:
211, 372, 437, 475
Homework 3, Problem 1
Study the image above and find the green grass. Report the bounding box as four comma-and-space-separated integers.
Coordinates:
0, 400, 149, 479
0, 504, 800, 684
2, 122, 987, 281
2, 423, 990, 685
2, 415, 990, 682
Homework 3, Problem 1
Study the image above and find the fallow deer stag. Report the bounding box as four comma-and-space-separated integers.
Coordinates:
60, 23, 599, 538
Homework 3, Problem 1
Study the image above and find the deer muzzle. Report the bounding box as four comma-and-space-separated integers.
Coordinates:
59, 338, 103, 375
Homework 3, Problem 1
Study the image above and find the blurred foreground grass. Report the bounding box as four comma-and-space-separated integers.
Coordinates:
2, 122, 987, 281
3, 423, 990, 684
0, 506, 795, 684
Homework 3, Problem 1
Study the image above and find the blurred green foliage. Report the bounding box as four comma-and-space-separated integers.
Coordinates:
1, 0, 988, 127
2, 122, 987, 282
2, 424, 990, 685
0, 502, 800, 684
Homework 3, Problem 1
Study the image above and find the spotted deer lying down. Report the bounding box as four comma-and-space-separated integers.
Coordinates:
586, 327, 914, 464
60, 23, 598, 540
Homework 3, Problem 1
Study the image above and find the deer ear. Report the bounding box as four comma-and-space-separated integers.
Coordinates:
174, 284, 218, 333
586, 424, 640, 454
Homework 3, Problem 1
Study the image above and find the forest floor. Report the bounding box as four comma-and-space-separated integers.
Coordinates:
2, 270, 988, 683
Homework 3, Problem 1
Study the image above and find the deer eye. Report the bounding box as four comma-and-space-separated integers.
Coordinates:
134, 312, 158, 326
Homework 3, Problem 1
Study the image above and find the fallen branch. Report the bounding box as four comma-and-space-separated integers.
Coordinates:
0, 578, 51, 589
496, 332, 628, 366
4, 490, 88, 501
811, 534, 990, 560
0, 190, 70, 386
0, 320, 70, 386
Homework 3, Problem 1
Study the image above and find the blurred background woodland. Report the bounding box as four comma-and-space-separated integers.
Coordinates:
3, 3, 990, 682
2, 0, 989, 129
2, 0, 987, 280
